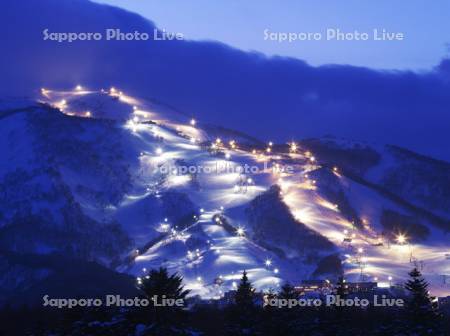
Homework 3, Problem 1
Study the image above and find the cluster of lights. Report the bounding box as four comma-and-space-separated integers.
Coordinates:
170, 228, 188, 242
160, 223, 170, 232
127, 118, 140, 133
213, 213, 226, 225
41, 88, 50, 97
211, 138, 224, 151
187, 248, 202, 260
229, 140, 237, 149
109, 87, 123, 97
49, 87, 392, 290
290, 143, 297, 153
265, 141, 273, 153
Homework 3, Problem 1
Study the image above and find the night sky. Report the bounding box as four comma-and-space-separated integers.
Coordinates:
95, 0, 450, 70
2, 0, 450, 160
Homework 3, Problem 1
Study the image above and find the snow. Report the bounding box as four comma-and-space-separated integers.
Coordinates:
2, 86, 448, 298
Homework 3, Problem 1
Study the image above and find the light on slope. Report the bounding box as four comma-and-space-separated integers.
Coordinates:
236, 227, 245, 237
396, 234, 407, 245
290, 142, 297, 153
41, 88, 50, 97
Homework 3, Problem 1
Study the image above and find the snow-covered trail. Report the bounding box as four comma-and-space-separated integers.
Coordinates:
279, 161, 450, 296
40, 86, 450, 297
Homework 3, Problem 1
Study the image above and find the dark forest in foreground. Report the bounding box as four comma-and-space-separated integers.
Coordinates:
1, 267, 449, 336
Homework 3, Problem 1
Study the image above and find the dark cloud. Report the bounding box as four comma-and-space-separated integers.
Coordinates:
1, 0, 450, 160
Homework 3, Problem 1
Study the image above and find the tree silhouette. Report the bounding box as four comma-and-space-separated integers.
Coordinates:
234, 270, 254, 309
226, 270, 258, 335
135, 267, 190, 330
404, 267, 440, 331
137, 267, 190, 301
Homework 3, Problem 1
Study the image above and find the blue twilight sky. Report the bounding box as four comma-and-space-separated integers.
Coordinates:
94, 0, 450, 70
2, 0, 450, 161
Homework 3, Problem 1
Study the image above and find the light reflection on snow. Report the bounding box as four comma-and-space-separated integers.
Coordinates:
39, 87, 450, 298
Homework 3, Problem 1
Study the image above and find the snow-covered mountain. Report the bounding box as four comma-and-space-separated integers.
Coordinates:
1, 86, 449, 305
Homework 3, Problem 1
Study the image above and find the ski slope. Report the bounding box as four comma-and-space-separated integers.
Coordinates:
38, 86, 450, 297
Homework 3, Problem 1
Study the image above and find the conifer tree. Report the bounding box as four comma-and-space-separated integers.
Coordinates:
225, 270, 258, 335
234, 270, 254, 308
136, 267, 190, 328
404, 267, 439, 330
137, 267, 190, 301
